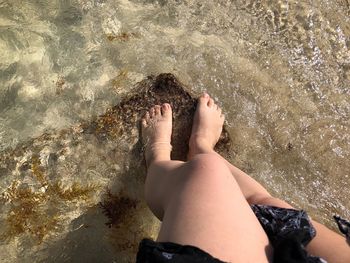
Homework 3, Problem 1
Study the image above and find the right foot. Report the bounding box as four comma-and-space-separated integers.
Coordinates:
188, 93, 225, 159
141, 104, 173, 166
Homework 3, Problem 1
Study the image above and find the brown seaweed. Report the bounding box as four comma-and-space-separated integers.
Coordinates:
99, 189, 138, 228
55, 75, 66, 94
1, 181, 56, 242
83, 73, 231, 161
106, 32, 138, 42
31, 155, 48, 187
0, 179, 100, 242
99, 188, 159, 259
48, 181, 100, 202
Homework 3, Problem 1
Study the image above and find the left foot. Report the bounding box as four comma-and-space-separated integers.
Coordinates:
141, 104, 173, 166
188, 93, 224, 159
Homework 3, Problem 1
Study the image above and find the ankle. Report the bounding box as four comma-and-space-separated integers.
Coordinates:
189, 135, 213, 151
188, 137, 215, 159
145, 144, 172, 166
148, 158, 171, 168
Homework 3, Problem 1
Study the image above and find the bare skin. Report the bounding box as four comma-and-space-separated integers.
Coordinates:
141, 94, 350, 263
141, 104, 172, 166
188, 94, 225, 158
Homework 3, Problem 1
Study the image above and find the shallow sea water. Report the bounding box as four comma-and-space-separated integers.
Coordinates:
0, 0, 349, 262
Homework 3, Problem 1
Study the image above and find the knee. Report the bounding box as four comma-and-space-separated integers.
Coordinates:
185, 153, 231, 181
190, 153, 226, 168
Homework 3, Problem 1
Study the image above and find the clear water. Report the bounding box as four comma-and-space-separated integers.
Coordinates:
0, 0, 349, 262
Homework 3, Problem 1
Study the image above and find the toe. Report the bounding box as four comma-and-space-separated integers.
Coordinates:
155, 105, 161, 116
150, 107, 155, 118
202, 92, 209, 99
198, 93, 210, 107
208, 98, 214, 107
161, 103, 172, 118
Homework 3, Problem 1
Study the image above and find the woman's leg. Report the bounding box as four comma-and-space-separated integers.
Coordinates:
187, 95, 350, 263
141, 95, 349, 263
141, 102, 272, 263
216, 152, 350, 263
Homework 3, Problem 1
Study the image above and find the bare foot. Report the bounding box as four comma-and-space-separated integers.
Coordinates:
188, 93, 225, 159
141, 103, 173, 166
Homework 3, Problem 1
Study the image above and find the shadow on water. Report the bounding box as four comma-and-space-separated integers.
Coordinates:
44, 168, 149, 263
44, 205, 116, 263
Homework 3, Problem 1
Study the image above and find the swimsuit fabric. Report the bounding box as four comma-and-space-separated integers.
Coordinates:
136, 204, 348, 263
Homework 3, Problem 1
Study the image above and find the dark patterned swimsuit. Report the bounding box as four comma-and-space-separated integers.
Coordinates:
136, 205, 350, 263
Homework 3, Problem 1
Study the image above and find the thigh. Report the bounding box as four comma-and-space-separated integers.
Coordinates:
156, 154, 273, 263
